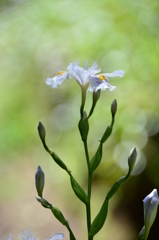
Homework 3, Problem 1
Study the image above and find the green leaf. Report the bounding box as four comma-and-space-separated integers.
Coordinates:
107, 176, 125, 200
89, 199, 109, 237
51, 205, 76, 240
50, 151, 69, 172
138, 226, 145, 240
90, 142, 103, 173
101, 125, 112, 144
70, 174, 88, 205
51, 205, 68, 226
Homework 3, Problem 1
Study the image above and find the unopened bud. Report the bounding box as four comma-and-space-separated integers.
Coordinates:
78, 111, 89, 142
143, 189, 159, 232
111, 99, 117, 119
93, 89, 101, 103
35, 166, 45, 197
38, 121, 46, 142
128, 147, 137, 174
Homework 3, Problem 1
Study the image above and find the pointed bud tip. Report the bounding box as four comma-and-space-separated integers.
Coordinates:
36, 165, 43, 171
129, 147, 137, 157
35, 165, 45, 197
111, 99, 117, 117
37, 121, 46, 141
128, 147, 137, 173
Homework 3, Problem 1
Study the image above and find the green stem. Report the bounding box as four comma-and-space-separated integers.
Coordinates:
80, 88, 86, 118
84, 141, 93, 240
88, 102, 96, 119
67, 224, 76, 240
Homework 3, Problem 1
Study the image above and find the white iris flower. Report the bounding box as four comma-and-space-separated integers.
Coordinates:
88, 70, 124, 92
67, 61, 101, 90
46, 61, 124, 94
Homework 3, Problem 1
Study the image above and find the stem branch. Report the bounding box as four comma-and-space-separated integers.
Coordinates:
84, 141, 93, 240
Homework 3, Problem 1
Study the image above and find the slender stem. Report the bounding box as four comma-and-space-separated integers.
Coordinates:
67, 224, 76, 240
88, 102, 96, 119
80, 88, 86, 118
84, 141, 93, 240
88, 90, 100, 119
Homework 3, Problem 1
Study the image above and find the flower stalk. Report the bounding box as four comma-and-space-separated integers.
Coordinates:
34, 60, 158, 240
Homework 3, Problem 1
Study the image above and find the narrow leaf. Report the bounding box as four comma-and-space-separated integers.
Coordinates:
90, 143, 103, 173
51, 205, 68, 226
89, 199, 109, 237
70, 174, 88, 205
50, 151, 69, 172
101, 125, 112, 144
106, 176, 125, 200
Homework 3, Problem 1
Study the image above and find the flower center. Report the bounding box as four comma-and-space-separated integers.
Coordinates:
98, 75, 106, 81
57, 71, 65, 76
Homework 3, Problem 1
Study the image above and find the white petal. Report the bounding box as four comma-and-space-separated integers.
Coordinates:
67, 61, 79, 71
88, 75, 116, 92
7, 235, 12, 240
96, 81, 116, 92
48, 233, 64, 240
46, 77, 52, 85
46, 72, 68, 89
104, 70, 125, 78
88, 61, 101, 74
68, 62, 90, 87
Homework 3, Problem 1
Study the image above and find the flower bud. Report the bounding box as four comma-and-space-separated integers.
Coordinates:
111, 99, 117, 119
143, 189, 159, 232
38, 121, 46, 143
78, 111, 89, 142
93, 89, 101, 104
35, 166, 45, 197
88, 90, 101, 118
128, 147, 137, 174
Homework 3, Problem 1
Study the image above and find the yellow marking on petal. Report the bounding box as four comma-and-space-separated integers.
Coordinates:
98, 74, 106, 81
57, 71, 65, 76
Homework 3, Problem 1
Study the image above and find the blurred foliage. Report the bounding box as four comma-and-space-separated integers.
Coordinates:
0, 0, 159, 239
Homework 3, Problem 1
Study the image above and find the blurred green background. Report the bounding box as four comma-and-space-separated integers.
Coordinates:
1, 0, 159, 239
